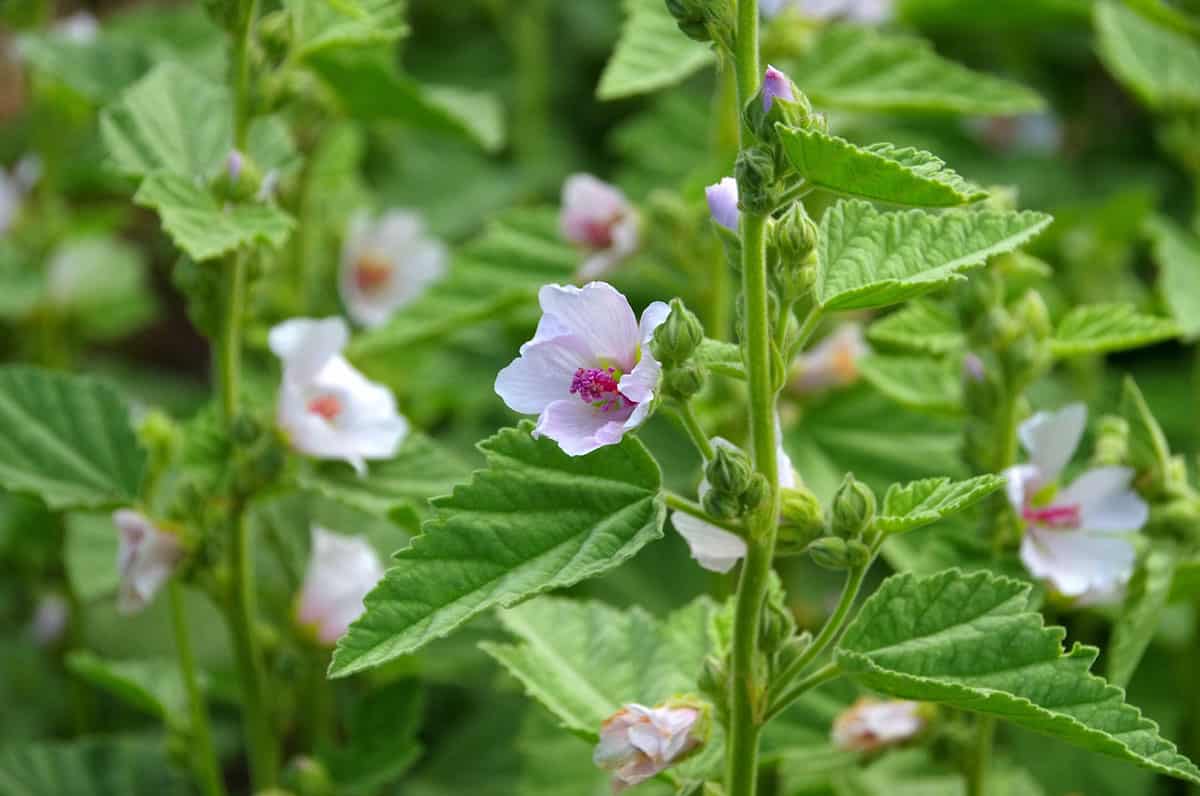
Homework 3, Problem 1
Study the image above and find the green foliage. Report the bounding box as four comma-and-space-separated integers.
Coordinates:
815, 201, 1052, 311
1107, 549, 1174, 689
876, 475, 1006, 534
64, 513, 120, 602
0, 368, 145, 510
692, 338, 745, 380
597, 0, 714, 101
1094, 2, 1200, 111
285, 0, 407, 58
867, 301, 965, 354
837, 569, 1200, 785
0, 738, 189, 795
778, 128, 986, 207
1050, 304, 1179, 357
1145, 216, 1200, 341
330, 424, 666, 677
858, 354, 962, 414
322, 680, 425, 793
65, 652, 194, 726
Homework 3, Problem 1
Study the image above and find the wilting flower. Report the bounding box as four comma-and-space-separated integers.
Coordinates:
791, 323, 869, 394
673, 440, 797, 573
29, 593, 69, 646
559, 174, 639, 280
296, 527, 385, 645
594, 703, 704, 792
269, 317, 409, 474
495, 282, 668, 456
763, 65, 796, 112
705, 176, 739, 232
1005, 403, 1148, 604
114, 510, 185, 615
339, 210, 447, 328
832, 698, 925, 752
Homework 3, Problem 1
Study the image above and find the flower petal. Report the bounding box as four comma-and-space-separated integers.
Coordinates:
1018, 403, 1086, 483
537, 283, 641, 367
269, 317, 349, 383
1003, 464, 1041, 513
495, 336, 593, 415
1059, 467, 1147, 532
534, 398, 631, 456
1020, 526, 1136, 599
673, 513, 746, 573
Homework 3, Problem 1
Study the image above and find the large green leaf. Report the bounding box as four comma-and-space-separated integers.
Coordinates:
329, 424, 666, 677
0, 738, 188, 796
1106, 549, 1174, 689
1094, 2, 1200, 111
858, 354, 962, 414
596, 0, 714, 101
1146, 216, 1200, 341
99, 62, 232, 179
867, 301, 965, 354
134, 173, 295, 262
0, 368, 145, 510
787, 26, 1044, 115
837, 569, 1200, 785
1050, 304, 1179, 358
815, 201, 1052, 311
876, 475, 1005, 534
778, 128, 985, 207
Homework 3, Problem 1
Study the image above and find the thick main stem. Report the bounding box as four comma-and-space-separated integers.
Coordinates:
169, 583, 226, 796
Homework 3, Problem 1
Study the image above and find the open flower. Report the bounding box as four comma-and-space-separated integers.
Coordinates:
114, 510, 185, 615
270, 317, 409, 474
296, 527, 385, 646
594, 703, 704, 792
673, 440, 796, 573
339, 210, 447, 328
559, 174, 639, 280
791, 323, 869, 394
705, 176, 739, 232
1005, 403, 1148, 604
832, 698, 925, 752
495, 282, 668, 456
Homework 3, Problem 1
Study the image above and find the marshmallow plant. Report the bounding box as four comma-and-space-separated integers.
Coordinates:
339, 210, 448, 328
559, 174, 640, 279
296, 527, 385, 645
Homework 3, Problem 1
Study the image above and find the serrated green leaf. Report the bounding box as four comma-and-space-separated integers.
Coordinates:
877, 475, 1005, 534
816, 201, 1052, 311
17, 31, 148, 104
1107, 549, 1174, 689
788, 26, 1044, 115
597, 0, 714, 101
837, 569, 1200, 785
859, 354, 963, 414
65, 652, 193, 725
1050, 304, 1178, 357
286, 0, 407, 57
329, 424, 666, 677
100, 62, 232, 179
1145, 216, 1200, 341
1094, 2, 1200, 111
134, 173, 295, 262
868, 301, 965, 355
0, 368, 145, 510
0, 738, 188, 796
778, 128, 985, 207
693, 338, 746, 380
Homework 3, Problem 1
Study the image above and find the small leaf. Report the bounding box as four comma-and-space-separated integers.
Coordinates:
868, 301, 965, 354
1094, 2, 1200, 111
876, 475, 1005, 534
329, 423, 666, 677
65, 653, 193, 726
693, 338, 746, 380
778, 128, 985, 207
134, 174, 295, 262
859, 354, 963, 414
816, 201, 1052, 311
597, 0, 714, 101
1107, 549, 1175, 688
837, 569, 1200, 785
1145, 216, 1200, 341
1120, 376, 1173, 482
285, 0, 407, 58
0, 367, 145, 510
0, 739, 189, 796
1050, 304, 1178, 358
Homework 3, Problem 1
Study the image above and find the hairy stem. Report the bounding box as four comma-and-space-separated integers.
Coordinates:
169, 582, 226, 796
232, 0, 259, 149
673, 401, 716, 460
665, 491, 746, 535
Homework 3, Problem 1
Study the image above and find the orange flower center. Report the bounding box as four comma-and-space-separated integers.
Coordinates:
308, 394, 342, 421
354, 254, 392, 294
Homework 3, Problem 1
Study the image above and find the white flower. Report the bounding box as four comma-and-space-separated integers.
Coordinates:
54, 11, 99, 43
559, 174, 639, 280
339, 210, 447, 328
114, 510, 185, 615
673, 439, 797, 573
269, 317, 409, 474
30, 593, 69, 646
1005, 403, 1148, 604
494, 282, 669, 456
832, 698, 925, 752
296, 527, 385, 645
791, 323, 869, 394
594, 703, 703, 792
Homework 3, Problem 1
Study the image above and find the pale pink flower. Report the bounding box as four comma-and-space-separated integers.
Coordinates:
339, 210, 447, 328
1005, 403, 1147, 604
114, 510, 184, 615
763, 65, 796, 112
791, 323, 869, 393
594, 703, 702, 792
559, 174, 639, 280
494, 282, 669, 456
296, 527, 385, 646
832, 698, 925, 752
705, 177, 739, 232
270, 317, 409, 474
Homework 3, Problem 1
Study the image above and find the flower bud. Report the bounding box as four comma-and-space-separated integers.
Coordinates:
665, 0, 713, 41
1091, 415, 1129, 468
807, 536, 850, 570
735, 147, 777, 215
707, 444, 755, 498
831, 473, 876, 540
663, 364, 706, 401
1015, 289, 1052, 341
740, 473, 770, 514
594, 700, 709, 791
772, 631, 813, 674
214, 149, 265, 202
760, 588, 796, 654
698, 654, 728, 703
703, 488, 744, 521
283, 757, 334, 796
745, 66, 824, 142
778, 486, 825, 548
705, 176, 739, 232
832, 698, 928, 752
772, 204, 820, 299
652, 298, 705, 366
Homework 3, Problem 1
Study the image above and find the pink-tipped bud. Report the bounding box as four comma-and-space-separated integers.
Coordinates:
227, 150, 245, 182
763, 65, 796, 112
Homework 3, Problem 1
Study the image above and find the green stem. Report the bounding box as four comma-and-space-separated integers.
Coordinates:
232, 0, 260, 149
785, 306, 823, 363
967, 716, 996, 796
665, 491, 746, 535
512, 0, 550, 166
672, 401, 715, 460
218, 253, 247, 422
764, 661, 842, 723
170, 583, 226, 796
775, 181, 814, 210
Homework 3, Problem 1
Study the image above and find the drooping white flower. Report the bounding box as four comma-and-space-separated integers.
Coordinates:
1004, 403, 1148, 604
594, 703, 704, 792
791, 323, 869, 394
295, 527, 385, 646
705, 176, 739, 232
339, 210, 447, 328
269, 317, 409, 474
494, 282, 669, 456
832, 698, 925, 752
559, 174, 639, 280
29, 593, 69, 646
114, 510, 185, 615
673, 439, 797, 573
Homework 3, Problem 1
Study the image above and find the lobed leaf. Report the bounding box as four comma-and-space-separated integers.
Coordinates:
837, 569, 1200, 785
1145, 216, 1200, 341
329, 423, 666, 677
596, 0, 714, 101
1094, 2, 1200, 111
859, 354, 963, 414
877, 475, 1006, 534
1050, 304, 1178, 358
1107, 549, 1174, 689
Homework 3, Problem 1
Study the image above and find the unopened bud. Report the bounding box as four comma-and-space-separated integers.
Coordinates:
705, 176, 739, 232
664, 365, 705, 401
831, 473, 876, 540
698, 654, 727, 701
215, 149, 264, 202
740, 473, 770, 513
773, 631, 813, 674
703, 489, 743, 521
745, 66, 824, 142
807, 536, 850, 570
653, 298, 705, 366
778, 486, 825, 547
1092, 415, 1129, 468
283, 756, 334, 796
665, 0, 712, 41
735, 147, 777, 214
707, 444, 754, 497
774, 202, 819, 263
760, 589, 796, 654
1015, 290, 1052, 341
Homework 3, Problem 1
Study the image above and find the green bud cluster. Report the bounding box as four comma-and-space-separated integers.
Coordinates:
777, 486, 825, 549
770, 203, 820, 302
702, 444, 769, 519
653, 298, 709, 402
831, 473, 876, 541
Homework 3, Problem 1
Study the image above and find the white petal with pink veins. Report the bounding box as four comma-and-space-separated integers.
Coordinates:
537, 283, 641, 368
1018, 403, 1086, 484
